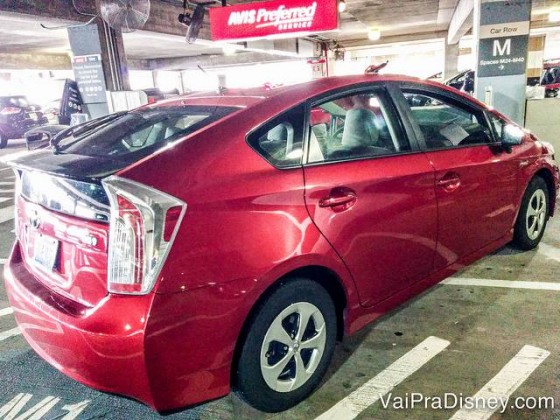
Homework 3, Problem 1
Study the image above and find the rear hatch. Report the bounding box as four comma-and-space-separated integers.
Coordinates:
13, 168, 110, 307
9, 104, 238, 306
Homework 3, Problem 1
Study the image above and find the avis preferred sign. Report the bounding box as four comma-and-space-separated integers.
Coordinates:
209, 0, 338, 42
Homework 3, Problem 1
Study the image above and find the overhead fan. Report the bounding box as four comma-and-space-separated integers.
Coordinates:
99, 0, 151, 33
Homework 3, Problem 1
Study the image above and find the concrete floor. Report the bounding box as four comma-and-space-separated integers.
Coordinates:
0, 140, 558, 419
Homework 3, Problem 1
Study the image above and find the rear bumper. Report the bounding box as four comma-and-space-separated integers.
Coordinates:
3, 241, 237, 412
3, 242, 156, 408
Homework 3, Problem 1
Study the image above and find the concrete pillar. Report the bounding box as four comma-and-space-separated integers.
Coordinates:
444, 39, 460, 80
473, 0, 532, 124
527, 35, 545, 85
97, 20, 130, 92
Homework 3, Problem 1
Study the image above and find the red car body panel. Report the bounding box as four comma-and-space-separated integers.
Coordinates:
4, 74, 559, 411
303, 154, 438, 306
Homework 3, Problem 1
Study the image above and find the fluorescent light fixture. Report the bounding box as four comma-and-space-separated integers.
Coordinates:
368, 29, 381, 41
549, 10, 560, 22
338, 0, 346, 13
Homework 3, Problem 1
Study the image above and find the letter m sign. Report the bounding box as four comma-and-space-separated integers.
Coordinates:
493, 38, 511, 56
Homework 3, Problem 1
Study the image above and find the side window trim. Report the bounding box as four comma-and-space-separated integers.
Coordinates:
385, 82, 425, 151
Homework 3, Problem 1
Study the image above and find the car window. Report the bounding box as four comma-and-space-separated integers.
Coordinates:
402, 91, 493, 149
55, 105, 238, 161
247, 105, 305, 168
307, 90, 408, 163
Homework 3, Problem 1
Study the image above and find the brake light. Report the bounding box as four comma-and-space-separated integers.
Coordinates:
1, 107, 21, 115
103, 176, 186, 295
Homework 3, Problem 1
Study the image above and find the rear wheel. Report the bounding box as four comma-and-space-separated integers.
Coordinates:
513, 177, 549, 250
0, 132, 7, 149
235, 279, 337, 412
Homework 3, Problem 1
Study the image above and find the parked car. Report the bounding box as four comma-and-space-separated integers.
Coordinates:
4, 75, 559, 413
541, 63, 560, 97
445, 69, 475, 94
446, 67, 560, 97
0, 95, 48, 148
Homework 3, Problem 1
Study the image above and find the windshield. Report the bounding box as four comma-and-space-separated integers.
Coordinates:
541, 67, 560, 85
55, 105, 238, 161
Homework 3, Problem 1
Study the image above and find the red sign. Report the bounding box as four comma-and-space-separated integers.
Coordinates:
209, 0, 338, 42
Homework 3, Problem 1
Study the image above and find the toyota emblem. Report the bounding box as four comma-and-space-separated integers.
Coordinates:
29, 210, 41, 230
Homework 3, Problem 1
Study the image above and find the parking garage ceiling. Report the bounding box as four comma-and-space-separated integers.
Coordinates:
0, 0, 559, 61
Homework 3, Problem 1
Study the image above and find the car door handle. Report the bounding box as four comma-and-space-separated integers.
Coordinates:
319, 188, 357, 210
437, 173, 461, 192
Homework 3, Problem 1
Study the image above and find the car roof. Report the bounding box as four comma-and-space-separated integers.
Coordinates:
156, 74, 444, 109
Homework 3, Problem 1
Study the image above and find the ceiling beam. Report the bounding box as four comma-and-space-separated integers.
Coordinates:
0, 53, 71, 70
341, 30, 448, 49
447, 0, 473, 44
147, 51, 299, 71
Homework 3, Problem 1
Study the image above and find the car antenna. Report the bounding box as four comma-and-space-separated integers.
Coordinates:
365, 61, 389, 74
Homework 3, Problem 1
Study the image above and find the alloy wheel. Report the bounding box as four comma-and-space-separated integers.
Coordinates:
525, 189, 547, 240
260, 302, 326, 393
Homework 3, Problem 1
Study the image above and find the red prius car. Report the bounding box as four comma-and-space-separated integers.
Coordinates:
4, 75, 559, 413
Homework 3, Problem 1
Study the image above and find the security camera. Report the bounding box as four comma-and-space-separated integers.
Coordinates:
178, 12, 192, 26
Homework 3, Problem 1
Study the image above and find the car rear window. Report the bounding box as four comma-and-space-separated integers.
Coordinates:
54, 105, 238, 160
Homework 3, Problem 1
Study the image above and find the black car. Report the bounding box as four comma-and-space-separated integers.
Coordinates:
0, 96, 48, 148
541, 65, 560, 97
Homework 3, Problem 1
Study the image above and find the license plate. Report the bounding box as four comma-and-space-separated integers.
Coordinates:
32, 234, 59, 271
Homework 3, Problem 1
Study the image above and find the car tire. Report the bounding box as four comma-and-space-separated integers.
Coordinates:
235, 278, 337, 413
0, 132, 7, 149
513, 176, 549, 250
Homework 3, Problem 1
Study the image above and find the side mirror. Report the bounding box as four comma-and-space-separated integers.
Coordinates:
24, 124, 69, 151
500, 124, 524, 153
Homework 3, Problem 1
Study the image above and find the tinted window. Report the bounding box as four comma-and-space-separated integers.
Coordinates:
247, 105, 305, 168
403, 91, 493, 149
308, 91, 408, 163
55, 106, 238, 161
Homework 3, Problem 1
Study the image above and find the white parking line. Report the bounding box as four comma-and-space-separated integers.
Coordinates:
444, 277, 560, 291
450, 345, 550, 420
0, 182, 13, 186
0, 258, 7, 264
0, 327, 21, 342
0, 167, 12, 173
0, 189, 14, 194
0, 205, 15, 224
0, 197, 11, 203
315, 336, 450, 420
0, 307, 14, 317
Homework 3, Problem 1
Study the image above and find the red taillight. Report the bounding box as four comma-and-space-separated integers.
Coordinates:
147, 97, 157, 104
110, 195, 145, 293
1, 107, 21, 115
103, 177, 186, 295
164, 206, 183, 242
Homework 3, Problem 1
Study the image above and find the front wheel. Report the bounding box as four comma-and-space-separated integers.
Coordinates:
513, 177, 549, 250
235, 279, 337, 412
